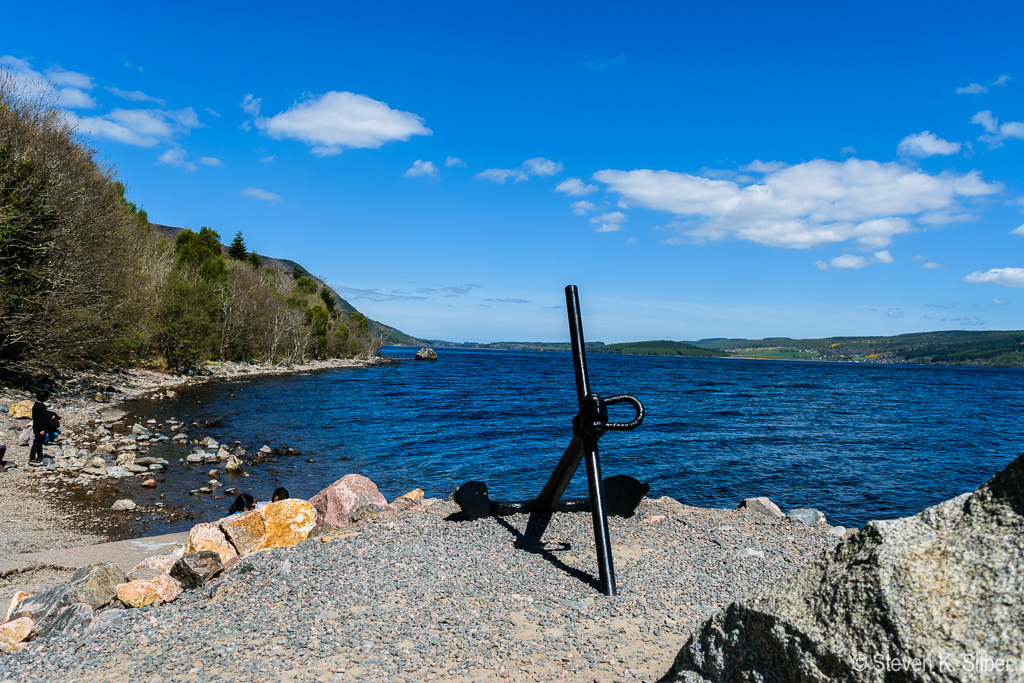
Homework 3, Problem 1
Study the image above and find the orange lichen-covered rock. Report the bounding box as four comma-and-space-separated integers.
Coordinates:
184, 522, 238, 565
8, 401, 32, 419
5, 592, 31, 622
255, 499, 317, 551
219, 509, 266, 556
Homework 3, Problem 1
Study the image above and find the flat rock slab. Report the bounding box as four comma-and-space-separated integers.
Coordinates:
0, 532, 189, 576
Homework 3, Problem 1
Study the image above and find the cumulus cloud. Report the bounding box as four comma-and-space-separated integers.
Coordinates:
445, 156, 466, 168
813, 250, 894, 271
898, 131, 961, 158
1, 55, 97, 109
157, 147, 197, 172
248, 91, 431, 156
405, 159, 439, 179
199, 157, 223, 167
72, 107, 202, 147
594, 158, 1000, 250
523, 157, 563, 176
108, 87, 166, 105
591, 211, 627, 233
1013, 224, 1024, 236
556, 177, 598, 196
956, 82, 988, 94
962, 267, 1024, 288
972, 110, 1024, 147
475, 168, 528, 183
241, 187, 282, 202
571, 200, 596, 215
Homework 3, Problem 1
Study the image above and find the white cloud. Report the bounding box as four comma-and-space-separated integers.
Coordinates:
405, 159, 439, 179
840, 146, 858, 156
595, 158, 1001, 250
475, 168, 528, 183
885, 310, 905, 319
744, 160, 788, 173
523, 157, 563, 176
1012, 224, 1024, 236
205, 108, 221, 118
972, 110, 1024, 147
259, 155, 276, 163
445, 156, 466, 168
107, 87, 166, 105
73, 107, 202, 147
571, 200, 596, 215
993, 298, 1008, 304
962, 267, 1024, 288
1, 56, 97, 109
814, 250, 894, 271
897, 131, 961, 158
591, 211, 627, 233
157, 148, 197, 172
252, 91, 431, 156
994, 74, 1011, 86
199, 157, 223, 167
956, 82, 988, 94
45, 67, 93, 90
556, 177, 598, 196
241, 187, 281, 202
56, 88, 97, 109
240, 94, 261, 117
921, 262, 946, 269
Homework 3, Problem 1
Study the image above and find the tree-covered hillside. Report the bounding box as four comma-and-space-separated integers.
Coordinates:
0, 71, 385, 382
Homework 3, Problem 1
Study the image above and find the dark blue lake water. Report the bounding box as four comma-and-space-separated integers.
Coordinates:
122, 348, 1024, 530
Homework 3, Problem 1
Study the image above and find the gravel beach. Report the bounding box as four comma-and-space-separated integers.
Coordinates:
0, 497, 842, 682
2, 361, 847, 681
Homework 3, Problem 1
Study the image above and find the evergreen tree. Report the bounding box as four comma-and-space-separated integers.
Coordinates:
227, 231, 247, 260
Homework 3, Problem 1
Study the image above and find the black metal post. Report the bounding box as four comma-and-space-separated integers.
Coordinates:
565, 285, 617, 596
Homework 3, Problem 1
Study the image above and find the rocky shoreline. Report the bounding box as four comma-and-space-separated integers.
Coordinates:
0, 360, 379, 579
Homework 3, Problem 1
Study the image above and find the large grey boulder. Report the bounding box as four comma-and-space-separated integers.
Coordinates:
414, 347, 438, 361
663, 453, 1024, 682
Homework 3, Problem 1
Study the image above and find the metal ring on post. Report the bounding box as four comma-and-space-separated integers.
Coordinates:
602, 395, 644, 431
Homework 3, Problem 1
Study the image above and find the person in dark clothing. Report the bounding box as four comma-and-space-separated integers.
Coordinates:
29, 392, 49, 465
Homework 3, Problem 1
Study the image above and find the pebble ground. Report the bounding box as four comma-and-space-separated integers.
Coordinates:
0, 497, 842, 682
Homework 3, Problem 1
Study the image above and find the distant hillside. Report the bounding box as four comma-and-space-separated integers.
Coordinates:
693, 330, 1024, 367
417, 331, 1024, 368
150, 224, 421, 346
594, 340, 722, 358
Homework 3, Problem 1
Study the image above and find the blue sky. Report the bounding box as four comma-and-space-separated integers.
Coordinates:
3, 2, 1023, 342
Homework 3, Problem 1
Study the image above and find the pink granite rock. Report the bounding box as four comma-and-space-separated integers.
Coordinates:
0, 617, 33, 652
309, 474, 388, 527
737, 496, 784, 519
184, 523, 238, 564
129, 553, 179, 576
115, 574, 182, 608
